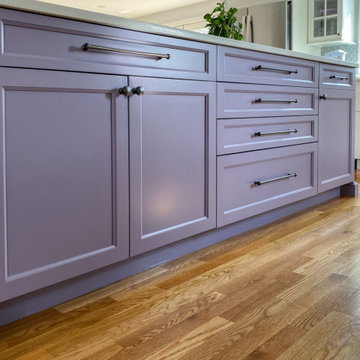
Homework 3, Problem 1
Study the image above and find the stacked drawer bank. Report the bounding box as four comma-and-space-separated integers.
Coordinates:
0, 6, 356, 323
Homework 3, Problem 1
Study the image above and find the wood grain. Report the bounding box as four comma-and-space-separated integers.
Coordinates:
1, 174, 360, 359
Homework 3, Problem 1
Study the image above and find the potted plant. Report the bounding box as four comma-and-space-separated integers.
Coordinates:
203, 1, 243, 40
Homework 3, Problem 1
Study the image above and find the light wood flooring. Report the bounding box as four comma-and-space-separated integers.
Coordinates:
2, 179, 360, 359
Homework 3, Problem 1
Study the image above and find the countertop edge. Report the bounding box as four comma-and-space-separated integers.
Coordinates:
0, 0, 358, 68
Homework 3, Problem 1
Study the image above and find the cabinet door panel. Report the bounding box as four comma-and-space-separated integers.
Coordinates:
130, 77, 216, 256
318, 89, 355, 192
0, 68, 129, 301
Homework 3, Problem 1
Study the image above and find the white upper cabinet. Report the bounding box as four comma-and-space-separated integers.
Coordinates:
308, 0, 355, 44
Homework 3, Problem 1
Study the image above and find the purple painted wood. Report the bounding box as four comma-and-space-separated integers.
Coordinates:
218, 46, 319, 87
217, 143, 318, 227
129, 77, 216, 256
0, 68, 129, 302
0, 8, 216, 81
217, 83, 318, 118
318, 89, 355, 193
320, 64, 355, 91
217, 116, 318, 155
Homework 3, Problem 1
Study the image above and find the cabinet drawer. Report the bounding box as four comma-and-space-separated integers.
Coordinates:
217, 116, 318, 155
218, 46, 319, 87
217, 143, 317, 227
217, 83, 318, 118
320, 64, 355, 90
0, 8, 215, 81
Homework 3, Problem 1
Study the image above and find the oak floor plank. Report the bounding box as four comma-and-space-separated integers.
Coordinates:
276, 311, 358, 360
243, 325, 307, 360
47, 332, 120, 359
13, 349, 54, 360
143, 316, 233, 360
54, 266, 168, 314
111, 291, 225, 357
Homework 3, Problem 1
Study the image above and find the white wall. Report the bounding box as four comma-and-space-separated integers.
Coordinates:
291, 0, 321, 56
136, 0, 285, 27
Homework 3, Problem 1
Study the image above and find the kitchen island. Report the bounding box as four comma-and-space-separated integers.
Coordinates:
0, 0, 357, 325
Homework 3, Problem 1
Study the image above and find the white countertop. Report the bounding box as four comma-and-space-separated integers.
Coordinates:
0, 0, 358, 68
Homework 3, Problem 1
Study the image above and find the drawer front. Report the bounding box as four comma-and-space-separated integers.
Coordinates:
320, 64, 355, 90
0, 8, 216, 81
218, 46, 319, 87
217, 83, 318, 118
217, 116, 318, 155
217, 143, 317, 227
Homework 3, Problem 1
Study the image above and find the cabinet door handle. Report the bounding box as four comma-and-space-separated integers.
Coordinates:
254, 129, 298, 137
330, 75, 348, 81
253, 65, 298, 74
319, 94, 328, 100
254, 172, 297, 186
132, 86, 145, 96
82, 43, 171, 60
254, 98, 298, 104
119, 86, 132, 96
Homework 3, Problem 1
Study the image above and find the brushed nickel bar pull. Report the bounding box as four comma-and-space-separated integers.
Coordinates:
253, 65, 298, 74
254, 98, 298, 104
82, 43, 171, 60
329, 75, 349, 80
254, 172, 297, 186
254, 129, 298, 136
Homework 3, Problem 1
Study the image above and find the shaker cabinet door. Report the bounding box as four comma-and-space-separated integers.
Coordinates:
0, 68, 129, 301
318, 89, 355, 192
129, 77, 216, 256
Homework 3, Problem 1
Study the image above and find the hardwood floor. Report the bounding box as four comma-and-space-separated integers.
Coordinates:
2, 178, 360, 359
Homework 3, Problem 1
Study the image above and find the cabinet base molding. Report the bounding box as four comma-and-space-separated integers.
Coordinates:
0, 187, 340, 326
340, 181, 359, 197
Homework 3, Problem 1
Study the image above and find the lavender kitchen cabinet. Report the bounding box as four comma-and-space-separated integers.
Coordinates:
0, 68, 129, 301
318, 88, 355, 192
129, 77, 216, 256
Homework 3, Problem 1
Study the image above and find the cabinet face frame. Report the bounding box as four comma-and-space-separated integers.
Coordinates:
129, 77, 216, 256
0, 68, 129, 302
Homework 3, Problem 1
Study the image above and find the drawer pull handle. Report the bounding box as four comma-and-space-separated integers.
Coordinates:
254, 172, 297, 186
82, 43, 171, 60
253, 65, 298, 74
330, 75, 348, 81
254, 98, 298, 104
254, 129, 298, 137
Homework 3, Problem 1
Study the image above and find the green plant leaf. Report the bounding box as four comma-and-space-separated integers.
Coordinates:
203, 1, 243, 40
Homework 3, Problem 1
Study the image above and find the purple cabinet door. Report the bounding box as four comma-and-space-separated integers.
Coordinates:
129, 77, 216, 256
0, 68, 129, 302
318, 89, 355, 192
